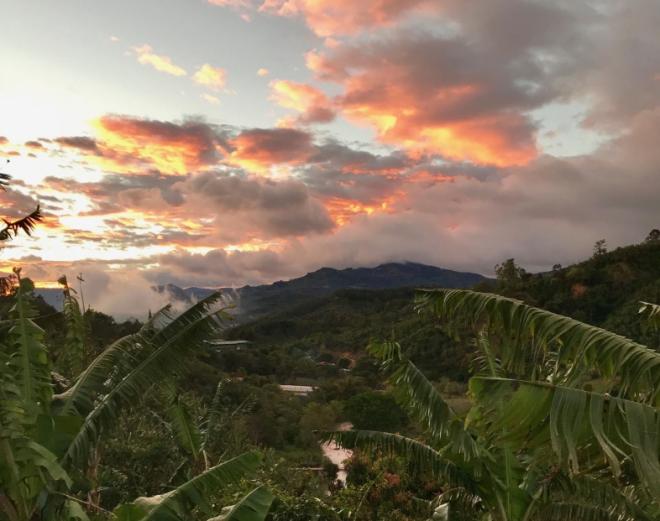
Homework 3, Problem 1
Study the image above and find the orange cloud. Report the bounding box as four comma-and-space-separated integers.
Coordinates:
91, 116, 223, 174
306, 37, 540, 167
193, 64, 227, 91
259, 0, 433, 36
270, 80, 335, 124
323, 192, 402, 226
209, 0, 434, 36
257, 67, 270, 77
133, 44, 187, 77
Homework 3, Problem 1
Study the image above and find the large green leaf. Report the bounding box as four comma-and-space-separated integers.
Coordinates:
52, 334, 138, 417
114, 451, 262, 521
417, 289, 660, 401
163, 387, 202, 460
529, 474, 657, 521
204, 379, 230, 449
469, 377, 660, 500
208, 486, 273, 521
53, 304, 174, 416
369, 341, 480, 460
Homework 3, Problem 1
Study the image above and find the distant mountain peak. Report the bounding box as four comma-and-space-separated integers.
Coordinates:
36, 261, 487, 318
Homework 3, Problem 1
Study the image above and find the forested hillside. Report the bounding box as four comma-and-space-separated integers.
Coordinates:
224, 237, 660, 383
479, 237, 660, 345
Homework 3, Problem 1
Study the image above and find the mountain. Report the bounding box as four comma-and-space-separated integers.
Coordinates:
153, 262, 487, 321
34, 288, 65, 310
228, 262, 487, 321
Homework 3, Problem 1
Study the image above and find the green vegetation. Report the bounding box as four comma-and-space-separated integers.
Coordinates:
331, 289, 660, 520
1, 195, 659, 521
0, 276, 274, 521
344, 391, 405, 432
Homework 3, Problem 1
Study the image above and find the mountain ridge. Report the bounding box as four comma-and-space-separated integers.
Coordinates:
36, 261, 487, 316
159, 261, 489, 321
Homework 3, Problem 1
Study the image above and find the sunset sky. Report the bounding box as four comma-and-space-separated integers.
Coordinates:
1, 0, 659, 311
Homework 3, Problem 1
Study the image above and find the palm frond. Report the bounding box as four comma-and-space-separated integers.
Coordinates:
0, 172, 11, 190
534, 474, 657, 521
0, 371, 73, 521
416, 289, 660, 401
203, 379, 229, 450
113, 451, 262, 521
469, 377, 660, 500
0, 206, 42, 241
427, 487, 485, 521
369, 341, 480, 460
52, 334, 138, 416
53, 304, 176, 416
207, 485, 274, 521
62, 293, 226, 467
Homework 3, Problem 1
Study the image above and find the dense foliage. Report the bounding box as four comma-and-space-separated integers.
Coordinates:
331, 289, 660, 520
0, 278, 274, 521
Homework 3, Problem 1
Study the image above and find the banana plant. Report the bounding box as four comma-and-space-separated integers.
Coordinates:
0, 276, 273, 521
328, 289, 660, 521
161, 379, 256, 480
0, 273, 78, 521
113, 452, 273, 521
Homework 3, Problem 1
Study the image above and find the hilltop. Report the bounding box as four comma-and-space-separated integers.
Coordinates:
150, 261, 487, 321
481, 239, 660, 344
221, 239, 660, 383
231, 262, 487, 320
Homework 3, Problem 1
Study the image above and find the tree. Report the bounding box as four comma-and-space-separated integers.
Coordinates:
494, 259, 526, 288
645, 229, 660, 242
344, 391, 406, 432
0, 278, 273, 520
330, 289, 660, 521
593, 238, 608, 257
0, 168, 43, 294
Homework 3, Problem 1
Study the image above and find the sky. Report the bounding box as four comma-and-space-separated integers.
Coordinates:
1, 0, 659, 313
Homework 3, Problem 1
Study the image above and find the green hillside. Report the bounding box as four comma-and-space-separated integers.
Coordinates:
223, 239, 660, 385
481, 239, 660, 346
224, 287, 469, 382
